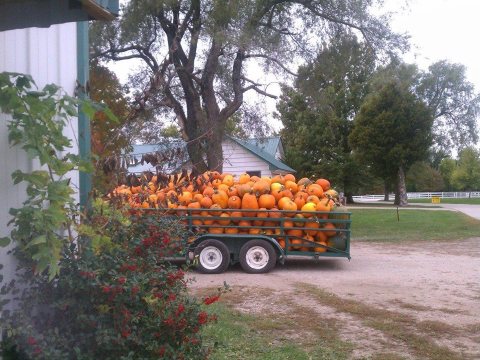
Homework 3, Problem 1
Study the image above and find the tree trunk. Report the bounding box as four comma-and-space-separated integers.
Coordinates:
186, 140, 207, 174
394, 166, 408, 206
384, 181, 389, 201
345, 192, 355, 204
206, 126, 224, 172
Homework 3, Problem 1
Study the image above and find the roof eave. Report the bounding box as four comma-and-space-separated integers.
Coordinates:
82, 0, 116, 20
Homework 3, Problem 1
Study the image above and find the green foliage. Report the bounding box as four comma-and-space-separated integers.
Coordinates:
417, 60, 480, 155
1, 201, 220, 359
278, 33, 376, 196
89, 62, 131, 194
90, 0, 406, 171
349, 72, 434, 181
0, 73, 93, 278
0, 72, 121, 279
406, 161, 444, 192
439, 157, 456, 191
450, 147, 480, 190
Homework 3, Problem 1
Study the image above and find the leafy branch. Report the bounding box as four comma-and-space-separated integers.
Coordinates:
0, 72, 113, 280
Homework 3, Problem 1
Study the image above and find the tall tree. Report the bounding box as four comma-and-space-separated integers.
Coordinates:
91, 0, 406, 173
277, 32, 377, 201
349, 77, 434, 206
451, 147, 480, 191
89, 62, 131, 192
439, 157, 456, 191
417, 60, 480, 157
406, 161, 444, 192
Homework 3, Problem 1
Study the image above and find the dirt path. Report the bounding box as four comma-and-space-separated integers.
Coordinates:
189, 238, 480, 358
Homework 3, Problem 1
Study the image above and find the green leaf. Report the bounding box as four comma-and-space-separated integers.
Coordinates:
0, 237, 11, 247
15, 75, 32, 90
26, 235, 47, 248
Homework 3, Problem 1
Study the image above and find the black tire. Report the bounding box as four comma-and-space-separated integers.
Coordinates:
194, 239, 230, 274
239, 239, 277, 274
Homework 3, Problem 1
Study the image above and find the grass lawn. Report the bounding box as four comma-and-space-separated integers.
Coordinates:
201, 296, 353, 360
350, 209, 480, 241
408, 198, 480, 205
200, 286, 469, 360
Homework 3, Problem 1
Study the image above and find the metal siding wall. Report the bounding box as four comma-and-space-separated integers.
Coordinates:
0, 23, 78, 299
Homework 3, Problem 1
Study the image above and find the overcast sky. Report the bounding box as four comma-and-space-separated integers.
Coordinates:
384, 0, 479, 89
111, 0, 480, 132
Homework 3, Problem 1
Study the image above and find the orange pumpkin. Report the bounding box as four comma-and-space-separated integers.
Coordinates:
297, 177, 312, 188
306, 195, 320, 204
306, 184, 324, 198
212, 189, 229, 208
313, 241, 327, 253
200, 196, 213, 209
271, 175, 285, 185
241, 192, 259, 217
230, 211, 243, 223
294, 196, 306, 210
253, 208, 269, 226
227, 196, 242, 209
238, 173, 250, 184
258, 194, 276, 209
268, 207, 282, 220
209, 204, 222, 216
238, 220, 252, 233
225, 227, 239, 234
202, 186, 214, 197
227, 186, 238, 197
222, 174, 234, 187
280, 189, 294, 200
218, 213, 231, 226
187, 201, 201, 214
315, 231, 328, 243
270, 188, 284, 202
208, 224, 224, 234
293, 213, 305, 227
284, 180, 298, 193
217, 183, 229, 193
304, 221, 320, 236
315, 178, 331, 191
253, 180, 271, 195
237, 183, 252, 198
323, 223, 337, 237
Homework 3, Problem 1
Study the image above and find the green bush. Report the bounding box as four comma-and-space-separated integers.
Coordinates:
1, 201, 219, 360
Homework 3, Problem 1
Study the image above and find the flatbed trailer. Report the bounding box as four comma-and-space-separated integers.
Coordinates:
146, 208, 351, 274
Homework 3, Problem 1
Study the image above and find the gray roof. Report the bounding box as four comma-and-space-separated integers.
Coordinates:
244, 138, 281, 157
227, 136, 295, 174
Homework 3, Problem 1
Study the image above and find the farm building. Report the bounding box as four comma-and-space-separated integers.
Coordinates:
127, 136, 296, 177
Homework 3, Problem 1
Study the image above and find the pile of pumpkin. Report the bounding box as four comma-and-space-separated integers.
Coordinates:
111, 171, 346, 252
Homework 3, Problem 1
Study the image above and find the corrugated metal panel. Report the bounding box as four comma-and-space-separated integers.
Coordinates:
0, 23, 78, 288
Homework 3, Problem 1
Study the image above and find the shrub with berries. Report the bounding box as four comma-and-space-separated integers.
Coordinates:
0, 200, 221, 359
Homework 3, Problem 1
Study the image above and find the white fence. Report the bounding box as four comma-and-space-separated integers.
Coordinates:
353, 192, 480, 202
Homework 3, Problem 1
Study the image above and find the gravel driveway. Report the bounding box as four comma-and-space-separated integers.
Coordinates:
189, 237, 480, 358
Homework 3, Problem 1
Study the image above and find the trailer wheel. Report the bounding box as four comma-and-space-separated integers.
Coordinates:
194, 239, 230, 274
239, 239, 277, 274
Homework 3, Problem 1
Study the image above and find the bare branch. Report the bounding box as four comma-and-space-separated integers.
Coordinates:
244, 53, 297, 76
242, 85, 278, 99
